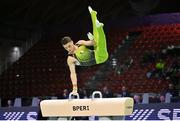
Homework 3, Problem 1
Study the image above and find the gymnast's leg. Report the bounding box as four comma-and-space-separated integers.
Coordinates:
88, 6, 109, 64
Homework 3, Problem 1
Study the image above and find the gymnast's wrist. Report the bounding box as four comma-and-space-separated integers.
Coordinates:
73, 84, 78, 90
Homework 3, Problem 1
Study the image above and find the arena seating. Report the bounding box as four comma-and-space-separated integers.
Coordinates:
0, 24, 179, 97
98, 23, 180, 94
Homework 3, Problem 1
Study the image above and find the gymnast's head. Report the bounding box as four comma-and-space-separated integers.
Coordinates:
61, 36, 75, 53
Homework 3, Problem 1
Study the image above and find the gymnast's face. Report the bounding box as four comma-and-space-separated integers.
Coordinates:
63, 41, 75, 53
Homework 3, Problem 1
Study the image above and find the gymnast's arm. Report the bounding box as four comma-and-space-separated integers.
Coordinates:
67, 56, 78, 92
76, 40, 95, 46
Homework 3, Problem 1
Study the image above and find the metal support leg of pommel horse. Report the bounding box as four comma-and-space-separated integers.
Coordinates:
40, 91, 134, 120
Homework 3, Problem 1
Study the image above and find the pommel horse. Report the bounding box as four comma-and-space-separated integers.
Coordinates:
40, 91, 134, 117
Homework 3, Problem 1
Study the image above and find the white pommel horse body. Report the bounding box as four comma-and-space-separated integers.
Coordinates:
40, 91, 134, 117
